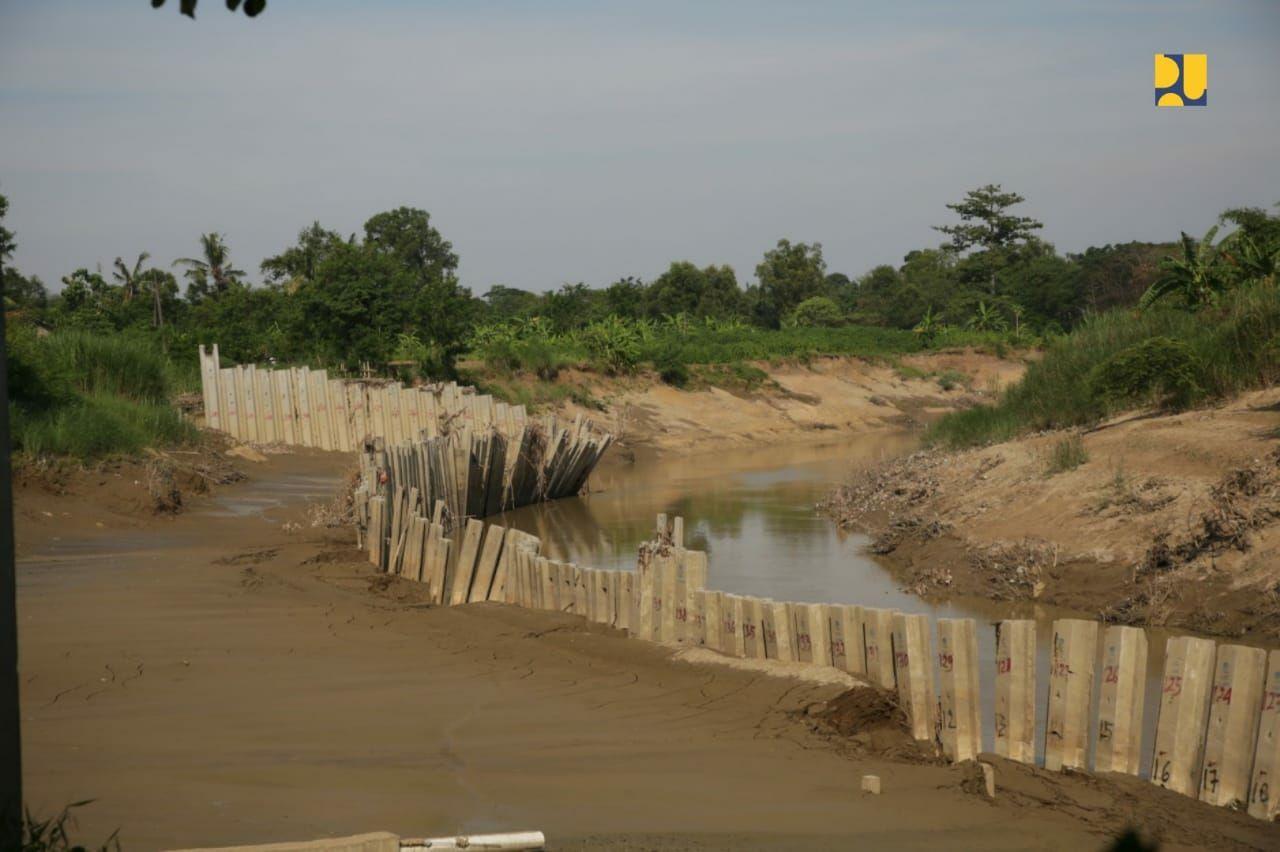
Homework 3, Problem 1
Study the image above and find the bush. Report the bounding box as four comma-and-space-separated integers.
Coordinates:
581, 316, 641, 374
1044, 432, 1088, 475
790, 296, 844, 328
1089, 336, 1200, 410
13, 392, 198, 459
928, 279, 1280, 449
656, 353, 690, 387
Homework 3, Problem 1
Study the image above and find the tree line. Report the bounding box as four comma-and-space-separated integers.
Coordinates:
2, 186, 1277, 376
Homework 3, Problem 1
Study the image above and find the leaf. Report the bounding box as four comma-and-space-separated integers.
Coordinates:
226, 0, 242, 9
180, 0, 198, 17
244, 0, 266, 15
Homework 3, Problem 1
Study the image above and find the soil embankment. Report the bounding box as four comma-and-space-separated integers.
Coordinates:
15, 452, 1280, 850
480, 350, 1025, 461
821, 387, 1280, 641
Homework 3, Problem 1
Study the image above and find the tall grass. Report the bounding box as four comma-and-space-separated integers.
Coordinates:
929, 280, 1280, 449
7, 325, 198, 460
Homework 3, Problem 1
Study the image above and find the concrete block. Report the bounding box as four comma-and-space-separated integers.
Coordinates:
1096, 625, 1147, 775
618, 571, 634, 632
1151, 635, 1216, 796
838, 605, 865, 676
741, 597, 764, 659
994, 619, 1037, 765
860, 775, 881, 795
686, 588, 705, 645
1044, 618, 1098, 772
721, 594, 745, 658
449, 519, 484, 606
1247, 650, 1280, 820
862, 607, 897, 688
807, 603, 832, 668
637, 553, 656, 641
891, 612, 936, 743
937, 618, 982, 762
767, 600, 795, 662
828, 606, 849, 670
659, 553, 679, 641
702, 590, 723, 652
1201, 644, 1266, 807
791, 603, 813, 664
980, 762, 996, 798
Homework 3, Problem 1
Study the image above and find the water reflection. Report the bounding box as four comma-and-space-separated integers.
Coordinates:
496, 433, 1217, 776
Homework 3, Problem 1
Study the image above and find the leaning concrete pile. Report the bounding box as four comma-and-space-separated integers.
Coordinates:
363, 508, 1280, 823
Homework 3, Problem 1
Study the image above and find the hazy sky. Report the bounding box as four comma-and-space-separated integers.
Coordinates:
2, 1, 1278, 294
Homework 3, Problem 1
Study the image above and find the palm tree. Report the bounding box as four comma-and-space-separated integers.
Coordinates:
112, 251, 149, 303
1140, 226, 1224, 309
174, 232, 244, 299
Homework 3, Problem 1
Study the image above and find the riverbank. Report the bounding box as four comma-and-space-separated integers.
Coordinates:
470, 349, 1026, 461
16, 452, 1279, 850
820, 387, 1280, 641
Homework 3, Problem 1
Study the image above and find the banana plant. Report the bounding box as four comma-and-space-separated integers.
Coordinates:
1140, 226, 1225, 309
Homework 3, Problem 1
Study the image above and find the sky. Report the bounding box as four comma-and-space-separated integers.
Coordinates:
1, 0, 1278, 295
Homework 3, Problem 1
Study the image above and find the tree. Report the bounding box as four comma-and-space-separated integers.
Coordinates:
363, 207, 458, 280
934, 184, 1043, 294
174, 233, 244, 303
137, 268, 179, 328
754, 239, 826, 328
482, 285, 541, 321
151, 0, 266, 18
603, 277, 646, 319
0, 194, 13, 267
261, 222, 347, 291
1140, 227, 1226, 309
645, 262, 742, 320
790, 296, 843, 328
112, 252, 150, 303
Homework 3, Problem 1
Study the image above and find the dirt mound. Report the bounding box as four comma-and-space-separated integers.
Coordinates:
812, 686, 936, 762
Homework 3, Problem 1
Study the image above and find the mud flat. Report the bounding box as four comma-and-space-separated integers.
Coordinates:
16, 451, 1280, 850
820, 387, 1280, 641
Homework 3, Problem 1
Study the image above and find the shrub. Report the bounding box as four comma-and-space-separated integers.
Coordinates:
790, 296, 844, 328
1044, 432, 1088, 475
1089, 336, 1200, 410
581, 316, 641, 374
656, 352, 690, 387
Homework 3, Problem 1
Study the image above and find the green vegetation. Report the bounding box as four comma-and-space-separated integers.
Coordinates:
6, 325, 198, 460
930, 273, 1280, 448
21, 801, 120, 852
1044, 433, 1088, 475
5, 182, 1278, 460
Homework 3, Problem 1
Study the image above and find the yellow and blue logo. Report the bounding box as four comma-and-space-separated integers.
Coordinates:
1155, 53, 1206, 107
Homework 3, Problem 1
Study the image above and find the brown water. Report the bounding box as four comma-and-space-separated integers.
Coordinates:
497, 433, 1193, 774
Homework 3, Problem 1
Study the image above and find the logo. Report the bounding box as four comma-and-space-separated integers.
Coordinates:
1155, 53, 1206, 107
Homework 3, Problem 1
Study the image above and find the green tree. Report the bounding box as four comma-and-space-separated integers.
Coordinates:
174, 233, 244, 303
112, 252, 149, 304
603, 276, 646, 319
261, 222, 347, 291
934, 184, 1043, 295
790, 295, 843, 327
482, 285, 541, 320
152, 0, 266, 18
645, 262, 742, 319
1140, 227, 1225, 309
754, 239, 826, 328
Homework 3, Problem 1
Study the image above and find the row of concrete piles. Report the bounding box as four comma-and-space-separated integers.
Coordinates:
197, 344, 611, 460
371, 510, 1280, 824
356, 416, 609, 538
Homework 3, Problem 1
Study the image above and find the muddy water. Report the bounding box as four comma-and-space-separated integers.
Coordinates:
498, 434, 1186, 773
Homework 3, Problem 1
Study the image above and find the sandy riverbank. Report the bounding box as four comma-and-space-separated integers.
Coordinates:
820, 387, 1280, 641
15, 451, 1280, 850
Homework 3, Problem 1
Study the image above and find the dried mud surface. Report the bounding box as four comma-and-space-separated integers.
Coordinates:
15, 452, 1280, 850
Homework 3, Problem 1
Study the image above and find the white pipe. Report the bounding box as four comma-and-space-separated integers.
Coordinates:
399, 831, 545, 851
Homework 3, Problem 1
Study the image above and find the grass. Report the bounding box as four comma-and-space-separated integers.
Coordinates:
1044, 433, 1088, 475
7, 325, 198, 460
928, 279, 1280, 449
